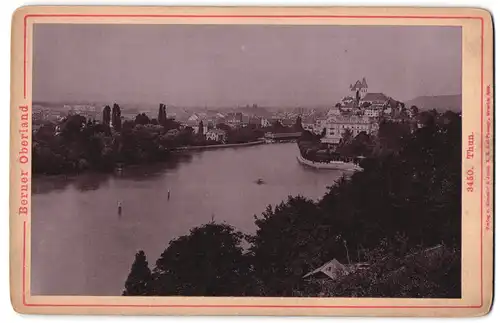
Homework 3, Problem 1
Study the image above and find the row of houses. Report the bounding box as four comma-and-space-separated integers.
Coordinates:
343, 77, 411, 116
205, 129, 227, 142
301, 106, 380, 145
32, 108, 65, 124
300, 78, 415, 145
184, 111, 274, 129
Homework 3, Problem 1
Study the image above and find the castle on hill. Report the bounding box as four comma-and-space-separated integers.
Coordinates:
349, 77, 368, 98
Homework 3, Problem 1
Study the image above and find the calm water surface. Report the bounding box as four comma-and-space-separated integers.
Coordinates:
32, 143, 344, 296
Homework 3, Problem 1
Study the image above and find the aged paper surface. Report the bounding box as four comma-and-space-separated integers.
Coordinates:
10, 6, 493, 316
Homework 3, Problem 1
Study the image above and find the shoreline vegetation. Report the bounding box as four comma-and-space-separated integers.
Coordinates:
122, 109, 462, 298
172, 139, 265, 151
296, 154, 362, 171
32, 103, 302, 176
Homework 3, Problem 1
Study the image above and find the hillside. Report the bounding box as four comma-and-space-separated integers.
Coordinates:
405, 94, 461, 112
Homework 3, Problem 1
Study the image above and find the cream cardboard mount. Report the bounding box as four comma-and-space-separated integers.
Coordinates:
9, 5, 494, 316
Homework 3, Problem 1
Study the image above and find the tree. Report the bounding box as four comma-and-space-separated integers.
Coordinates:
418, 110, 437, 128
158, 103, 167, 126
102, 105, 111, 126
151, 223, 251, 296
340, 128, 353, 146
60, 114, 86, 141
362, 101, 371, 108
271, 120, 286, 132
294, 116, 303, 132
410, 105, 419, 117
298, 129, 321, 144
198, 120, 204, 136
34, 122, 56, 142
134, 113, 150, 125
216, 123, 232, 133
116, 110, 462, 298
112, 103, 122, 131
123, 250, 153, 296
163, 118, 181, 131
376, 120, 411, 153
250, 196, 328, 296
176, 126, 195, 146
250, 112, 461, 297
337, 131, 373, 157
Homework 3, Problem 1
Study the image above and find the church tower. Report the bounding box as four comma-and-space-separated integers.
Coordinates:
349, 77, 368, 98
361, 77, 368, 96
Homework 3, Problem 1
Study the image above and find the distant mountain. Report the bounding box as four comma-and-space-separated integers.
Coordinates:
404, 94, 461, 112
226, 106, 273, 117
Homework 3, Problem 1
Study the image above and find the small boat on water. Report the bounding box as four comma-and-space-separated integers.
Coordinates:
296, 154, 362, 171
115, 163, 124, 174
255, 178, 265, 185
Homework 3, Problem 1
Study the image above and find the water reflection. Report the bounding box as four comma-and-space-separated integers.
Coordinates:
31, 143, 344, 296
33, 153, 194, 194
74, 173, 112, 192
32, 175, 74, 194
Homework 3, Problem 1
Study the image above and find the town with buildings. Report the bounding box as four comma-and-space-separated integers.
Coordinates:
33, 77, 421, 149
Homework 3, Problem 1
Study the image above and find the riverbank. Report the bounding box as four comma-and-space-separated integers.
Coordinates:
32, 142, 344, 295
296, 154, 362, 171
173, 140, 265, 151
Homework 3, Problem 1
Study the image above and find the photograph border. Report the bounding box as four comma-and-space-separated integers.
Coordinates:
10, 6, 494, 316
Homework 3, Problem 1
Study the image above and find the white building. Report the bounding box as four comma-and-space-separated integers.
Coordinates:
364, 107, 382, 118
187, 114, 200, 122
383, 106, 393, 115
327, 106, 342, 117
313, 117, 327, 135
206, 129, 227, 142
318, 114, 379, 144
260, 118, 271, 128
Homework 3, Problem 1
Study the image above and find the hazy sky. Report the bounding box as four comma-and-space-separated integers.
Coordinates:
33, 24, 461, 106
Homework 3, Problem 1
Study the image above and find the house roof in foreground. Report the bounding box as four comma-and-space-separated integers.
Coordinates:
303, 258, 346, 280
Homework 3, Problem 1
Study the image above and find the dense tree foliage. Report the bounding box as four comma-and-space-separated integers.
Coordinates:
150, 223, 253, 296
294, 116, 303, 132
123, 110, 461, 298
123, 250, 153, 296
33, 108, 269, 174
158, 103, 167, 126
111, 103, 122, 131
252, 110, 461, 296
198, 120, 204, 136
102, 105, 111, 126
250, 196, 328, 296
32, 114, 177, 174
134, 113, 150, 125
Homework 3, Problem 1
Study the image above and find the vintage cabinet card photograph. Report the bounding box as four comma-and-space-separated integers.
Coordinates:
9, 5, 493, 316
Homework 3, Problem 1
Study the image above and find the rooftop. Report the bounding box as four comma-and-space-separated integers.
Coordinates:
362, 92, 389, 102
350, 77, 368, 91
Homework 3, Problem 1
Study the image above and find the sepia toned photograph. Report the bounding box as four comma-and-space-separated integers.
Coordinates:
30, 22, 462, 298
9, 6, 493, 317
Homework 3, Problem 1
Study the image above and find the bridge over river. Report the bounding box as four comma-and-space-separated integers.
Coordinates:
264, 132, 302, 140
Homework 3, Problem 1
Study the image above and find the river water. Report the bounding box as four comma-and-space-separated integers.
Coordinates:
31, 142, 344, 296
